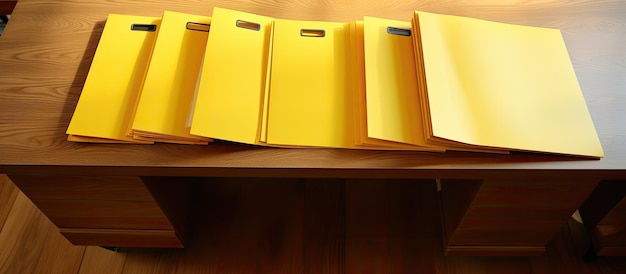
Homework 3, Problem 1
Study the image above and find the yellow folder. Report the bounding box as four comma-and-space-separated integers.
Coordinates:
66, 14, 160, 143
413, 11, 603, 158
265, 19, 359, 148
131, 11, 212, 144
355, 17, 443, 152
190, 8, 274, 145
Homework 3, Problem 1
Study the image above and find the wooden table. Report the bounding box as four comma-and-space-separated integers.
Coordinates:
0, 0, 625, 256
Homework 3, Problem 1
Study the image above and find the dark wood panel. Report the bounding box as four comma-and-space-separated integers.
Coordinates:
591, 222, 626, 256
562, 218, 599, 271
485, 257, 531, 274
141, 176, 193, 244
579, 180, 626, 256
595, 198, 626, 251
460, 206, 574, 228
302, 179, 345, 274
472, 179, 600, 206
388, 180, 445, 273
345, 179, 390, 273
0, 0, 16, 14
61, 228, 183, 248
8, 175, 153, 201
447, 256, 532, 274
600, 198, 626, 224
447, 246, 546, 257
345, 179, 445, 272
121, 178, 308, 273
450, 227, 558, 246
442, 179, 599, 255
243, 178, 304, 273
445, 256, 486, 274
439, 179, 483, 246
530, 218, 587, 274
33, 199, 173, 229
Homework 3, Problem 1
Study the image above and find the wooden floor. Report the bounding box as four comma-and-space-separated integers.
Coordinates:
1, 174, 625, 273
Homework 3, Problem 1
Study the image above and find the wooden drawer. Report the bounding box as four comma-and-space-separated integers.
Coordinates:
451, 227, 558, 246
472, 179, 596, 206
33, 199, 173, 230
61, 228, 183, 248
459, 205, 571, 228
9, 175, 153, 201
6, 174, 194, 248
441, 178, 598, 256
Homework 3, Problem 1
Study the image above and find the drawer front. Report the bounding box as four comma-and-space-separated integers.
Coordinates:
61, 228, 183, 248
441, 178, 599, 255
9, 175, 153, 201
33, 199, 173, 230
450, 226, 557, 246
473, 179, 598, 206
459, 205, 572, 228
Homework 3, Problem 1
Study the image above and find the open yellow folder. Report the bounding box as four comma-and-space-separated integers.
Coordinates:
190, 8, 274, 145
412, 11, 603, 158
131, 11, 212, 145
66, 14, 160, 144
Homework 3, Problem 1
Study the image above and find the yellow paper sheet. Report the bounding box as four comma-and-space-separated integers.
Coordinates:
190, 8, 274, 144
131, 11, 212, 143
416, 11, 603, 158
66, 14, 160, 144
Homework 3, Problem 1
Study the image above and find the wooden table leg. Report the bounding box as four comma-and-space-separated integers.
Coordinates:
440, 178, 599, 256
579, 180, 626, 256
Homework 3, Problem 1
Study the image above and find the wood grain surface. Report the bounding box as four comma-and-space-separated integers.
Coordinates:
0, 175, 18, 231
0, 192, 86, 273
0, 0, 624, 178
78, 246, 127, 274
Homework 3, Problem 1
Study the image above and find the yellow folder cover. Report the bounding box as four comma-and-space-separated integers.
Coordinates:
413, 11, 603, 158
66, 14, 160, 143
131, 11, 212, 144
357, 16, 443, 151
190, 8, 274, 144
265, 19, 358, 148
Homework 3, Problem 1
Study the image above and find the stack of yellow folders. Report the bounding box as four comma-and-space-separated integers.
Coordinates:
66, 14, 160, 144
67, 8, 604, 158
131, 11, 212, 145
410, 11, 603, 157
190, 8, 274, 145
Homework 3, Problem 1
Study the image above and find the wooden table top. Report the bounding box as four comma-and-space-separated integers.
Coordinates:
0, 0, 624, 178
